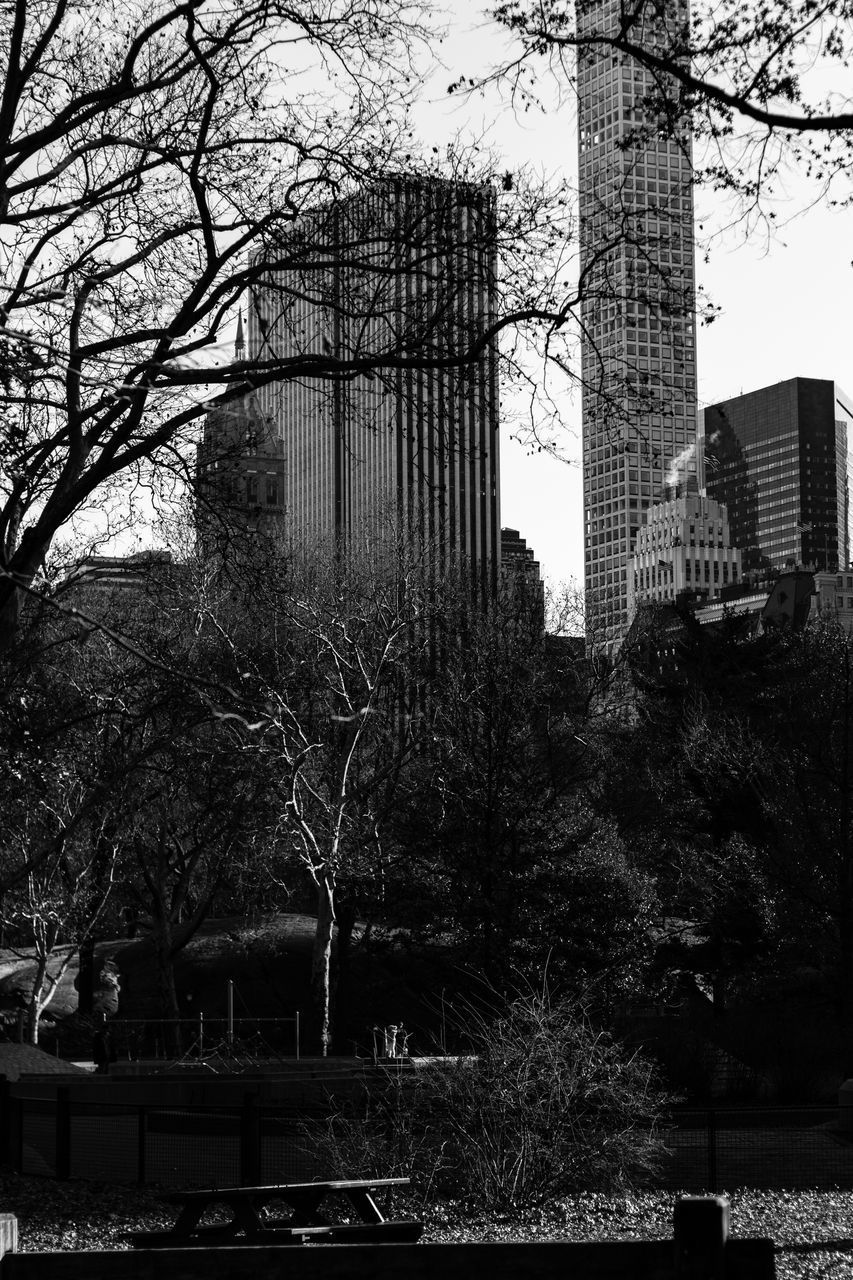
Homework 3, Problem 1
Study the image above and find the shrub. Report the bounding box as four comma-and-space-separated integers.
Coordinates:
306, 988, 673, 1209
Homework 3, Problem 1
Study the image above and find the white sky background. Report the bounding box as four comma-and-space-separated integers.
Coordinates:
411, 1, 853, 593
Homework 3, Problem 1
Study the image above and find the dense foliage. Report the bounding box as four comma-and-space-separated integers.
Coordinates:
2, 531, 853, 1097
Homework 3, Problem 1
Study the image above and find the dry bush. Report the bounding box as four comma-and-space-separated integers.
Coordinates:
305, 990, 672, 1209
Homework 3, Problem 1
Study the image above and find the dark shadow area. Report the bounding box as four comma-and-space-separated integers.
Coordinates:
775, 1239, 853, 1255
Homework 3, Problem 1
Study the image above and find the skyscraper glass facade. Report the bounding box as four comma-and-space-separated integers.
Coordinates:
249, 177, 501, 599
704, 378, 853, 575
577, 0, 698, 647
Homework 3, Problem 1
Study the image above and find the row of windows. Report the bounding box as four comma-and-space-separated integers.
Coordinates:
633, 560, 739, 589
242, 472, 282, 505
734, 431, 799, 454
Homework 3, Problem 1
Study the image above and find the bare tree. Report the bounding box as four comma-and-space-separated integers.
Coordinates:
491, 0, 853, 209
0, 608, 128, 1042
0, 821, 118, 1044
0, 0, 581, 648
201, 525, 438, 1054
67, 553, 275, 1040
126, 799, 248, 1047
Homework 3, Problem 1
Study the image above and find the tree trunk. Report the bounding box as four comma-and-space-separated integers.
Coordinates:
839, 902, 853, 1031
154, 931, 183, 1055
839, 647, 853, 1032
76, 936, 95, 1017
311, 868, 336, 1057
332, 900, 357, 1055
26, 954, 48, 1045
0, 581, 21, 656
0, 529, 45, 655
25, 997, 41, 1046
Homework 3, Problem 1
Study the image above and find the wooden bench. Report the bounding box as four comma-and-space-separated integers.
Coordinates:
126, 1176, 423, 1248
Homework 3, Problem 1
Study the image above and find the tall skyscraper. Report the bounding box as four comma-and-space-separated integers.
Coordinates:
704, 377, 853, 574
577, 0, 698, 648
249, 176, 500, 598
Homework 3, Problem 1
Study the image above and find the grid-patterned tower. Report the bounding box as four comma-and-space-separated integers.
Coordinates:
577, 0, 698, 648
250, 176, 501, 599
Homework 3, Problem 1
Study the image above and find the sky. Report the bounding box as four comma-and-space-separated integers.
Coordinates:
410, 2, 853, 593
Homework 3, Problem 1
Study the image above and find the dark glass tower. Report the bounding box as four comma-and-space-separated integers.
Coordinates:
704, 378, 853, 574
251, 176, 501, 601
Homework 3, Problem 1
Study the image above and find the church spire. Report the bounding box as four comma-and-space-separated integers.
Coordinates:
234, 307, 245, 361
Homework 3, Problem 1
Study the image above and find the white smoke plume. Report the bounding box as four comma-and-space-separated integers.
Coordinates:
665, 440, 695, 488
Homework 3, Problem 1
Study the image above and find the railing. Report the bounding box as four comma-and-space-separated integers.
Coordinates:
3, 1087, 321, 1187
2, 1087, 852, 1191
102, 1015, 301, 1062
0, 1200, 778, 1280
0, 1015, 303, 1064
666, 1104, 851, 1192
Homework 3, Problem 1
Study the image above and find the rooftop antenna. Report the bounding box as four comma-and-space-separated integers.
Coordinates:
234, 308, 245, 362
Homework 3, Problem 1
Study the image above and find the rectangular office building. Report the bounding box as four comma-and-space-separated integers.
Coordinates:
704, 378, 853, 575
249, 176, 500, 599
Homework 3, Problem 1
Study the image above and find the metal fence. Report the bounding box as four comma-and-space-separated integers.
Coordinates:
2, 1016, 301, 1065
3, 1091, 853, 1191
664, 1105, 853, 1192
102, 1016, 301, 1063
7, 1090, 321, 1187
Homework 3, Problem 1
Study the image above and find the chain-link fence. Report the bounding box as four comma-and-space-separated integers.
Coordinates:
10, 1091, 323, 1186
48, 1016, 301, 1064
659, 1106, 853, 1191
5, 1088, 853, 1191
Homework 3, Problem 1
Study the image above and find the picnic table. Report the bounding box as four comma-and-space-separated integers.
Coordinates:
128, 1177, 423, 1248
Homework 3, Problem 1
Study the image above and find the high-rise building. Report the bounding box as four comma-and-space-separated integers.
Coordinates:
500, 526, 545, 626
500, 526, 543, 586
628, 484, 741, 614
704, 377, 853, 574
196, 389, 285, 551
249, 176, 500, 598
577, 0, 698, 648
196, 310, 286, 553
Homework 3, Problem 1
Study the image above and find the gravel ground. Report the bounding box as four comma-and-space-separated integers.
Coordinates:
0, 1173, 850, 1279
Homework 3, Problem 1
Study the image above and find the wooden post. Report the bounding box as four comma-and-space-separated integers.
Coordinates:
54, 1088, 71, 1181
0, 1238, 778, 1280
0, 1213, 17, 1265
136, 1107, 147, 1186
0, 1075, 10, 1167
674, 1195, 730, 1279
240, 1093, 260, 1186
10, 1090, 22, 1174
707, 1109, 718, 1190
